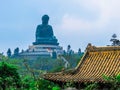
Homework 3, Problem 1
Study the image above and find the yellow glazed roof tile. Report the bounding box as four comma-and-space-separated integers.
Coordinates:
43, 44, 120, 82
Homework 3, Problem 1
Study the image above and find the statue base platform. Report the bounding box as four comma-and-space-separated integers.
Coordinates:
19, 44, 63, 60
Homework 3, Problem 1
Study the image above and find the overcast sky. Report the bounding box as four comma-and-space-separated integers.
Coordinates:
0, 0, 120, 54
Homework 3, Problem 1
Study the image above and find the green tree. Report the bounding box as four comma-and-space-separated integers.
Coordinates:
0, 61, 21, 90
14, 47, 19, 56
36, 78, 61, 90
103, 74, 120, 89
110, 34, 120, 46
85, 83, 98, 90
7, 48, 12, 57
78, 48, 81, 55
21, 75, 37, 90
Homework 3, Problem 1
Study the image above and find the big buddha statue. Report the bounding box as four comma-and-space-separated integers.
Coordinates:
33, 15, 59, 45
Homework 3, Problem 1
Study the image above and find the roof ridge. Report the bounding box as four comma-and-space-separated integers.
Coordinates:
86, 43, 120, 52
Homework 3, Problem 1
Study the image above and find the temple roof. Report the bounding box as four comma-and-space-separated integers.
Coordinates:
43, 44, 120, 82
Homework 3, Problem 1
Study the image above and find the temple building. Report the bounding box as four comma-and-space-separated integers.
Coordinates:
19, 15, 63, 59
43, 43, 120, 87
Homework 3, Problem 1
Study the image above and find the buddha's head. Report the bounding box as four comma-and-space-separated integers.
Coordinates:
42, 15, 49, 25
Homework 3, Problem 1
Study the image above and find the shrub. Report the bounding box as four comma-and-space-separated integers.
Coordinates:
0, 61, 21, 89
36, 78, 61, 90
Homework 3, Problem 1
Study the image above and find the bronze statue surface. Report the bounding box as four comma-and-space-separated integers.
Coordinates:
33, 15, 59, 45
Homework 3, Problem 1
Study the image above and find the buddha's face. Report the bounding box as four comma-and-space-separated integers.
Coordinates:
42, 15, 49, 25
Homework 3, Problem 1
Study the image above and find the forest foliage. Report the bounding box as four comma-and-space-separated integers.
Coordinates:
0, 54, 119, 90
